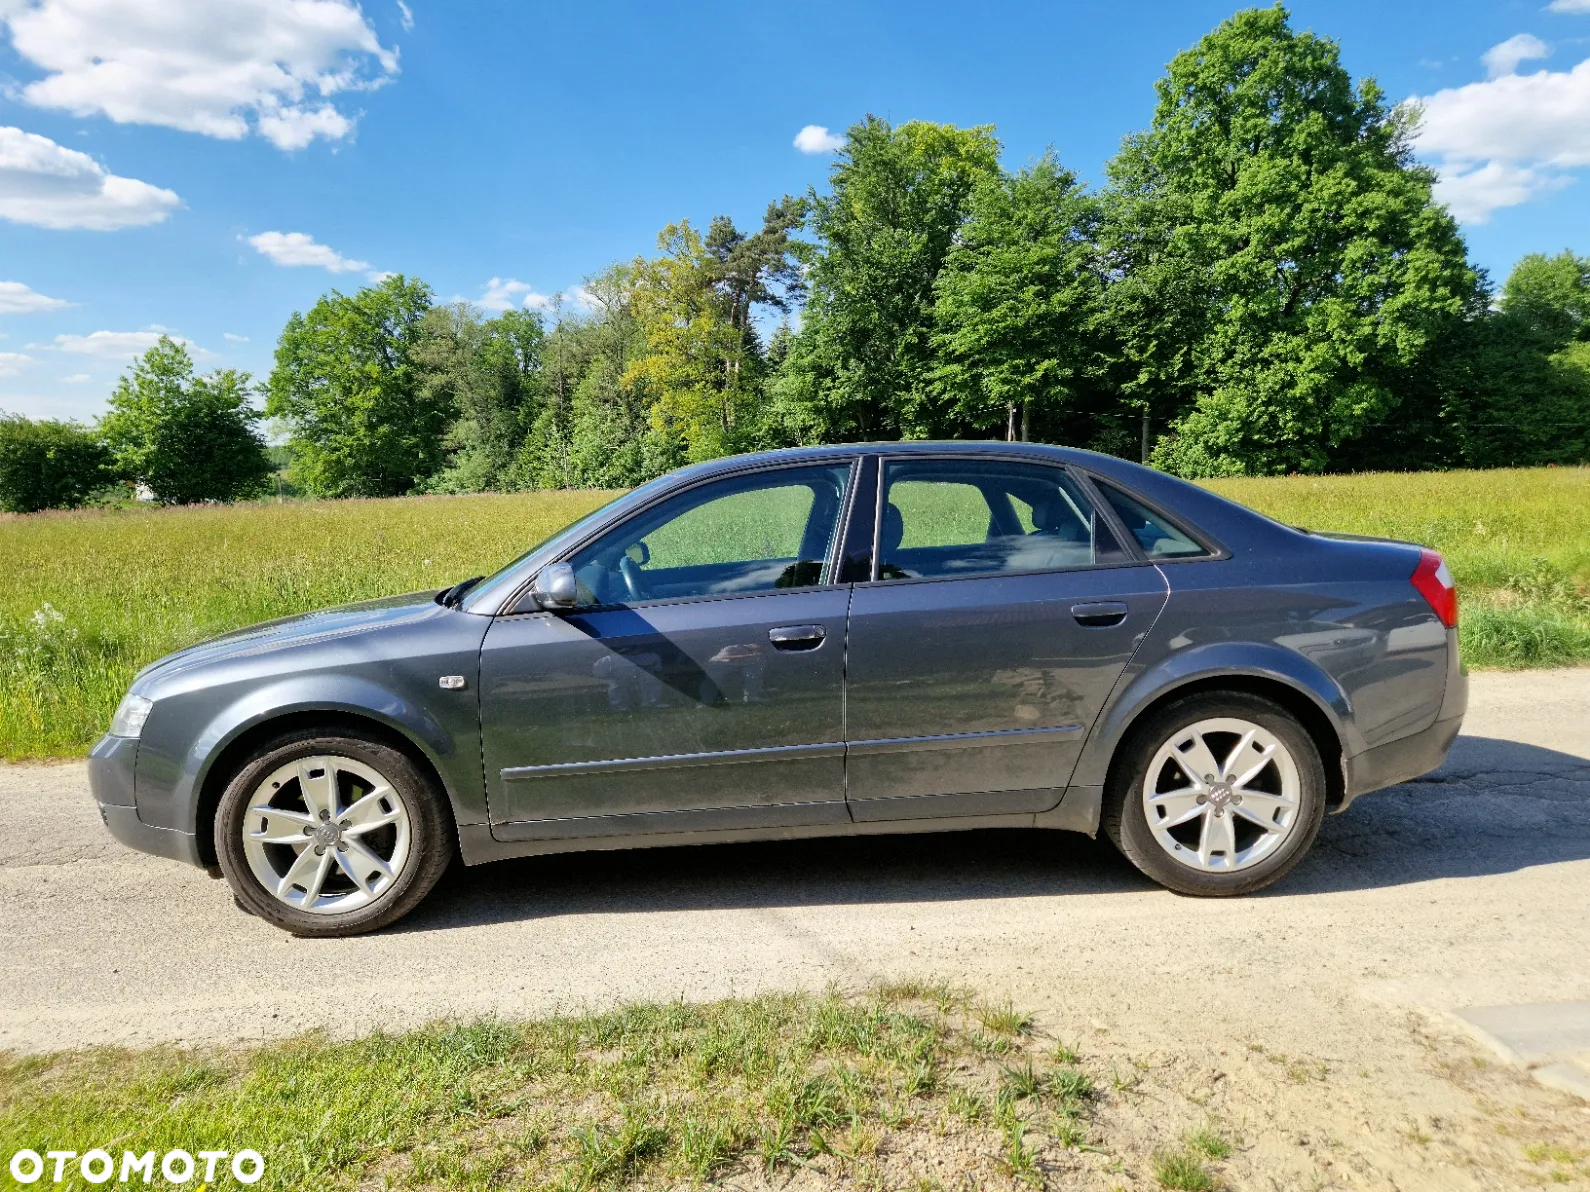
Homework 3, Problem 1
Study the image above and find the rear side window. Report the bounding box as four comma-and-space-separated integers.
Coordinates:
1094, 481, 1208, 558
877, 459, 1126, 580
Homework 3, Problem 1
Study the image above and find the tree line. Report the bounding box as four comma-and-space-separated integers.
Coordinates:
3, 7, 1588, 514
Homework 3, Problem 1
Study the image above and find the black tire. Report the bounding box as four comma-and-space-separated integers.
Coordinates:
215, 728, 454, 937
1101, 692, 1327, 897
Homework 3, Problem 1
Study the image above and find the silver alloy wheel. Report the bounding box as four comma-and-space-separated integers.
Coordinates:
240, 754, 411, 915
1141, 716, 1301, 873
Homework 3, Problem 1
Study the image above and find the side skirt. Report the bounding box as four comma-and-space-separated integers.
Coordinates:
457, 785, 1105, 866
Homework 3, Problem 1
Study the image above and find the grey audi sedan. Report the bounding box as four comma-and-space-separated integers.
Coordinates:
89, 443, 1466, 936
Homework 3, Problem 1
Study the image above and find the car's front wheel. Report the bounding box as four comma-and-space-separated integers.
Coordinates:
216, 729, 453, 937
1102, 692, 1327, 896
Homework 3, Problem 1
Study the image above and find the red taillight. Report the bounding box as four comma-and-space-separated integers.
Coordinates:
1411, 549, 1458, 628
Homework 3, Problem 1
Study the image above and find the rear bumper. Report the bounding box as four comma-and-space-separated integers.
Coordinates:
1337, 628, 1466, 813
87, 733, 206, 868
1339, 713, 1464, 812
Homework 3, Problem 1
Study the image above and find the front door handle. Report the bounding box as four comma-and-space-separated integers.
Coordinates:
769, 624, 826, 651
1071, 601, 1128, 627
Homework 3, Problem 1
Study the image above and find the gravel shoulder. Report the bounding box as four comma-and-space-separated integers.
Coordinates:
4, 669, 1589, 1189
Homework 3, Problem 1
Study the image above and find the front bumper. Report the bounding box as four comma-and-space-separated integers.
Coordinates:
87, 733, 206, 868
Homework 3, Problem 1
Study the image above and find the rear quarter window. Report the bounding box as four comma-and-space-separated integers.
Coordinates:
1095, 481, 1209, 559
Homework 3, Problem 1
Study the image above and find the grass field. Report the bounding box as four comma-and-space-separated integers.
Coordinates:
0, 491, 616, 759
0, 986, 1119, 1191
1, 467, 1586, 761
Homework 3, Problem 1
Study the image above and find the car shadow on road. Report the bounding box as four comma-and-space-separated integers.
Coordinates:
395, 735, 1590, 933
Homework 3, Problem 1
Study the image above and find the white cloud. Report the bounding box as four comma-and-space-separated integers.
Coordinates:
0, 279, 68, 313
61, 372, 90, 382
223, 332, 249, 343
0, 125, 180, 229
478, 276, 556, 312
54, 329, 209, 361
474, 278, 600, 314
1432, 160, 1570, 222
794, 124, 845, 154
1483, 33, 1550, 78
397, 1, 414, 32
0, 351, 35, 377
0, 0, 398, 151
1547, 0, 1590, 12
247, 230, 370, 273
1414, 49, 1590, 221
563, 284, 603, 313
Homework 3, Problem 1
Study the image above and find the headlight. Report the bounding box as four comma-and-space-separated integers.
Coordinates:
109, 693, 154, 738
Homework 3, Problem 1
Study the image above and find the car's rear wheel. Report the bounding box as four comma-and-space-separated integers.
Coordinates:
1102, 692, 1327, 896
216, 729, 453, 937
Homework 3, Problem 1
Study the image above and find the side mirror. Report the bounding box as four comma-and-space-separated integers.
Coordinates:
530, 562, 579, 610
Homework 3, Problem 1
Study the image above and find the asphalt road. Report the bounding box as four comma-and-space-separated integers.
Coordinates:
3, 669, 1588, 1068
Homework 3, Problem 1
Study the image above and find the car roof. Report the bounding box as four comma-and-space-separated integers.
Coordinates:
671, 440, 1123, 486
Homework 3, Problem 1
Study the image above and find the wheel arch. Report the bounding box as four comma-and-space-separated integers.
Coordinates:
1099, 675, 1347, 810
193, 709, 455, 868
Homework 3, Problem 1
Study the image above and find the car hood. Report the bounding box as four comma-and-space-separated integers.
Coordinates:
133, 590, 446, 687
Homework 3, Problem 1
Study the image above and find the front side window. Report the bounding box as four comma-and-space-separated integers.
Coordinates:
566, 464, 852, 605
876, 459, 1126, 580
1094, 481, 1208, 558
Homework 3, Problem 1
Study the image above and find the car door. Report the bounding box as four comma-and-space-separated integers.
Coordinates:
843, 455, 1168, 822
480, 460, 859, 841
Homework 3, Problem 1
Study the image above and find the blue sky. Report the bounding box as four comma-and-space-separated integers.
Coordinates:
3, 0, 1589, 421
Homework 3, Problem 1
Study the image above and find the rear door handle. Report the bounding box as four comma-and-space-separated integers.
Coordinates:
1071, 601, 1128, 627
768, 624, 826, 651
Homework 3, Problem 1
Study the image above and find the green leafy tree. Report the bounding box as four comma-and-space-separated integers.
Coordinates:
1429, 255, 1590, 467
930, 153, 1107, 441
0, 414, 113, 513
100, 337, 272, 505
704, 196, 808, 389
776, 117, 1002, 441
519, 270, 677, 489
624, 221, 747, 462
617, 204, 810, 465
419, 304, 546, 492
1103, 6, 1479, 475
1500, 251, 1590, 350
266, 275, 445, 497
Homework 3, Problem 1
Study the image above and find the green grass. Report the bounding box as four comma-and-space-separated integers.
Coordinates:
1152, 1146, 1219, 1190
0, 988, 1098, 1191
1204, 466, 1590, 669
1184, 1125, 1232, 1159
0, 466, 1585, 760
0, 491, 615, 759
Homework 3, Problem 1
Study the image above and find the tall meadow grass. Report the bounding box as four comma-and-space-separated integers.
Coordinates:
1, 467, 1585, 760
0, 491, 613, 758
